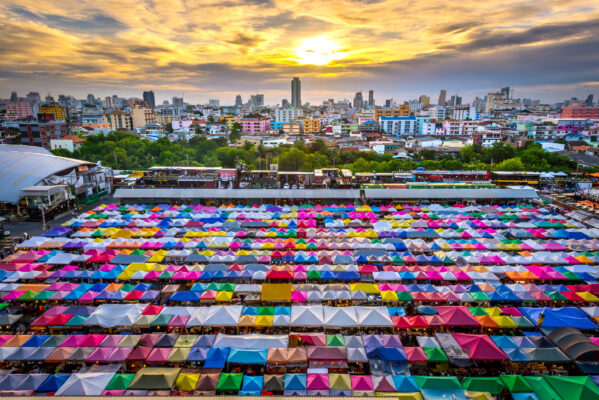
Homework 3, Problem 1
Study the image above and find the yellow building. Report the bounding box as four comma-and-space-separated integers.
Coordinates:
225, 116, 237, 130
374, 105, 410, 120
283, 121, 303, 135
106, 110, 133, 131
130, 104, 155, 128
303, 118, 321, 134
39, 104, 67, 121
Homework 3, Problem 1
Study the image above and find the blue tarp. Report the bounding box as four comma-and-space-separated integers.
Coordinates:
519, 307, 597, 329
391, 375, 419, 392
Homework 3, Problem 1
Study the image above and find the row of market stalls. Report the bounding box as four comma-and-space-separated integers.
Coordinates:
1, 368, 597, 399
1, 201, 599, 398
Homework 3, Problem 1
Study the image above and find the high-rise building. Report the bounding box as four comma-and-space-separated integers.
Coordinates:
368, 90, 374, 107
585, 94, 594, 106
104, 96, 114, 108
172, 97, 184, 107
450, 95, 462, 106
501, 86, 511, 99
419, 95, 430, 108
353, 92, 364, 110
26, 92, 41, 105
86, 94, 95, 105
291, 77, 301, 108
10, 91, 18, 102
250, 94, 264, 107
39, 104, 67, 121
235, 95, 243, 107
438, 90, 447, 106
385, 99, 392, 107
143, 91, 156, 108
281, 99, 290, 108
6, 101, 33, 120
208, 99, 220, 107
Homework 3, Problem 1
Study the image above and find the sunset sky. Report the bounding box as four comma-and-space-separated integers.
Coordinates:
1, 0, 598, 105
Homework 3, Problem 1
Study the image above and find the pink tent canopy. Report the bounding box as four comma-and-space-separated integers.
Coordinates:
351, 375, 374, 391
307, 373, 329, 390
452, 333, 508, 360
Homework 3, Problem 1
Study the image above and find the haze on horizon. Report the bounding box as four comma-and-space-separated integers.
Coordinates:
0, 0, 598, 104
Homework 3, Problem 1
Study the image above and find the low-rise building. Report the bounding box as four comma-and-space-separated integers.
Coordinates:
50, 135, 85, 152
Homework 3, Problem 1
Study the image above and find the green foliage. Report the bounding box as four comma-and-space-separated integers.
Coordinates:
56, 131, 580, 173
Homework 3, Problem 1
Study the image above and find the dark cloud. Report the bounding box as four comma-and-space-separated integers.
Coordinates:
224, 32, 263, 48
8, 5, 127, 34
128, 45, 173, 54
448, 18, 599, 51
432, 21, 481, 34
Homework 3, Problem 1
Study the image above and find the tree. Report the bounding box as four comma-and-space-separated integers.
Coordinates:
418, 149, 437, 161
166, 122, 174, 133
493, 157, 525, 171
279, 148, 306, 171
208, 115, 215, 123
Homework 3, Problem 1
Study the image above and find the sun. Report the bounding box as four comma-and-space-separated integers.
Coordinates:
294, 36, 344, 65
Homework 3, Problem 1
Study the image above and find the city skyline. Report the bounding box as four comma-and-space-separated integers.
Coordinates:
1, 0, 598, 103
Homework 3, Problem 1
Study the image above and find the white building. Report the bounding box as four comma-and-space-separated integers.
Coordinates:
275, 108, 303, 123
379, 116, 416, 136
428, 106, 446, 121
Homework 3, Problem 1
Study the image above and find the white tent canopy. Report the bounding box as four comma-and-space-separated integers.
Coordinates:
323, 306, 359, 328
291, 306, 324, 327
55, 373, 115, 396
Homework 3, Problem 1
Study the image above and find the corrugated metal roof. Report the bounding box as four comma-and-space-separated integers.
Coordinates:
0, 145, 91, 203
114, 188, 361, 200
364, 188, 538, 199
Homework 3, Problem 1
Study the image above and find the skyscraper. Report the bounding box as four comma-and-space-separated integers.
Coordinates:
438, 90, 446, 106
585, 94, 594, 106
172, 96, 184, 107
10, 91, 18, 102
450, 95, 462, 106
368, 90, 374, 107
143, 91, 155, 108
235, 95, 242, 107
353, 92, 364, 110
291, 77, 301, 108
86, 94, 95, 105
419, 95, 430, 107
501, 86, 510, 99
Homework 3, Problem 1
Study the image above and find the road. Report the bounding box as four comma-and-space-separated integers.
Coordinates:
1, 193, 115, 253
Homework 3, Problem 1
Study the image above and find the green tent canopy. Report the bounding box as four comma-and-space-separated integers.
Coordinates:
423, 347, 448, 362
461, 377, 505, 395
217, 373, 243, 392
105, 374, 135, 390
500, 375, 533, 393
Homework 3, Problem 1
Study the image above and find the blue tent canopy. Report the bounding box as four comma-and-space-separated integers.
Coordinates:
204, 346, 230, 368
284, 374, 306, 390
392, 375, 419, 392
239, 375, 263, 395
227, 348, 268, 365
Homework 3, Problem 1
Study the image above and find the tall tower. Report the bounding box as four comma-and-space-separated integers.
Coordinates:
235, 95, 242, 107
143, 91, 155, 108
353, 92, 364, 110
368, 90, 374, 107
438, 90, 446, 106
291, 77, 301, 108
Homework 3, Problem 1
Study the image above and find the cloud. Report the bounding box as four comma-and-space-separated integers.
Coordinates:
7, 5, 127, 34
449, 18, 599, 51
0, 0, 598, 103
224, 32, 263, 47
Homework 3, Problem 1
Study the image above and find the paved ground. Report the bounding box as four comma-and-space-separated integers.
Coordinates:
1, 193, 115, 255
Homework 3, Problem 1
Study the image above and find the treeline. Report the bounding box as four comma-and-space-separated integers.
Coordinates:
50, 131, 581, 173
